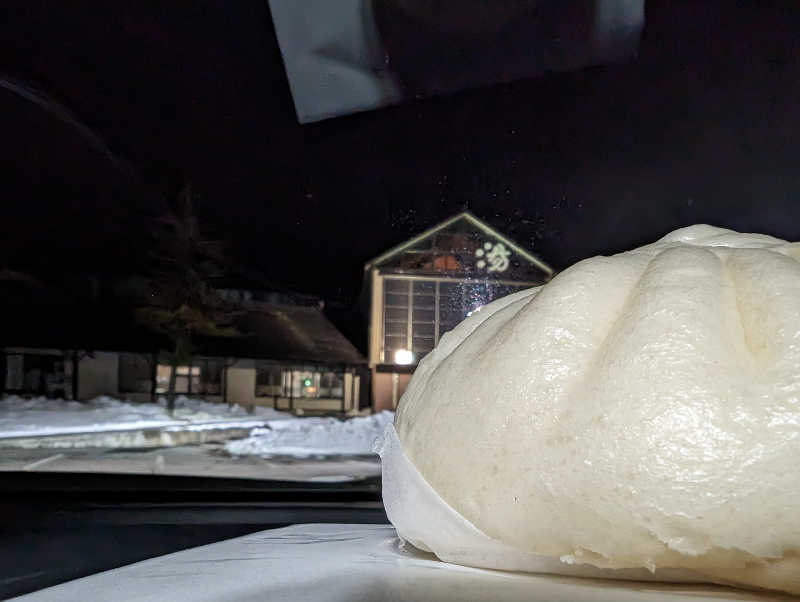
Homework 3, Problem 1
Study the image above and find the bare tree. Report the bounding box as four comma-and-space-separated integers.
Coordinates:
135, 184, 239, 414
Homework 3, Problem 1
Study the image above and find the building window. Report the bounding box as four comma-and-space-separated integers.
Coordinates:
292, 369, 318, 398
192, 359, 224, 395
319, 372, 344, 399
255, 363, 345, 399
119, 354, 152, 394
255, 362, 284, 397
383, 277, 529, 364
4, 354, 24, 391
156, 364, 198, 394
155, 358, 223, 396
411, 281, 436, 359
383, 279, 410, 365
3, 352, 70, 398
438, 281, 491, 339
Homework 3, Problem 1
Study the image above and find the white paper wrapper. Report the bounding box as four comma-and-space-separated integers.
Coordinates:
376, 422, 721, 586
25, 523, 772, 602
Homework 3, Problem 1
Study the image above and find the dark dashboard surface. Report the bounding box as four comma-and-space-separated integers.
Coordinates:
0, 471, 387, 599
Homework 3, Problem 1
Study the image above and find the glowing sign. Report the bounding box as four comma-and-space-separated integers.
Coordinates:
475, 241, 511, 272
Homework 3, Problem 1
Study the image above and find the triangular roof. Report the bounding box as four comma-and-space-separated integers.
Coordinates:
364, 211, 554, 276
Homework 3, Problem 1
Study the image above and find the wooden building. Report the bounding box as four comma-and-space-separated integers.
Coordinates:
2, 290, 367, 416
363, 212, 553, 410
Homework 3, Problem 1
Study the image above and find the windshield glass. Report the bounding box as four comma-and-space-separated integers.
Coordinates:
1, 1, 797, 485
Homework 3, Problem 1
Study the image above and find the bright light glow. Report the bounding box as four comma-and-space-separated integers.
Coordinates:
466, 305, 483, 317
394, 349, 414, 365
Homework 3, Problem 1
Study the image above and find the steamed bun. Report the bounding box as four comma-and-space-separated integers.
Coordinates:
393, 225, 800, 594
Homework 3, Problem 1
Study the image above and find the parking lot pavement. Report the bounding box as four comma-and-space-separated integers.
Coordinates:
0, 443, 381, 481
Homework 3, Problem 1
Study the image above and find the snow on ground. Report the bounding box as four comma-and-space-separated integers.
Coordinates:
0, 395, 395, 458
0, 395, 292, 438
225, 411, 394, 457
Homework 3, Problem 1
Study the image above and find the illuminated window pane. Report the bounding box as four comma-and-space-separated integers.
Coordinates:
319, 372, 344, 398
155, 365, 190, 394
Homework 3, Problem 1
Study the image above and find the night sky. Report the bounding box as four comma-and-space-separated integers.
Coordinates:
2, 1, 800, 306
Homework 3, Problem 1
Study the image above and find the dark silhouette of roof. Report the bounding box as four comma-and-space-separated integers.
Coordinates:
0, 275, 365, 365
195, 304, 366, 365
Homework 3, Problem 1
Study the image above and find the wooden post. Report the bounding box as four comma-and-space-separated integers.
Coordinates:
341, 366, 347, 415
276, 364, 283, 410
350, 366, 356, 414
222, 361, 227, 404
223, 358, 236, 406
38, 358, 46, 397
434, 280, 440, 346
289, 369, 295, 413
71, 351, 80, 401
166, 356, 178, 413
0, 349, 7, 397
150, 353, 158, 402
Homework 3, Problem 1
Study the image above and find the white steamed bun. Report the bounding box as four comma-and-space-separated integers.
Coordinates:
393, 225, 800, 594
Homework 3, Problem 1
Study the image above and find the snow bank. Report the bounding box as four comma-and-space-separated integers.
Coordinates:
0, 395, 394, 457
225, 411, 395, 457
0, 395, 291, 438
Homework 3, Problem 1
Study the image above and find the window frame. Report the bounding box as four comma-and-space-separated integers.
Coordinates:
255, 362, 346, 400
154, 357, 224, 397
381, 275, 539, 364
254, 361, 286, 398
